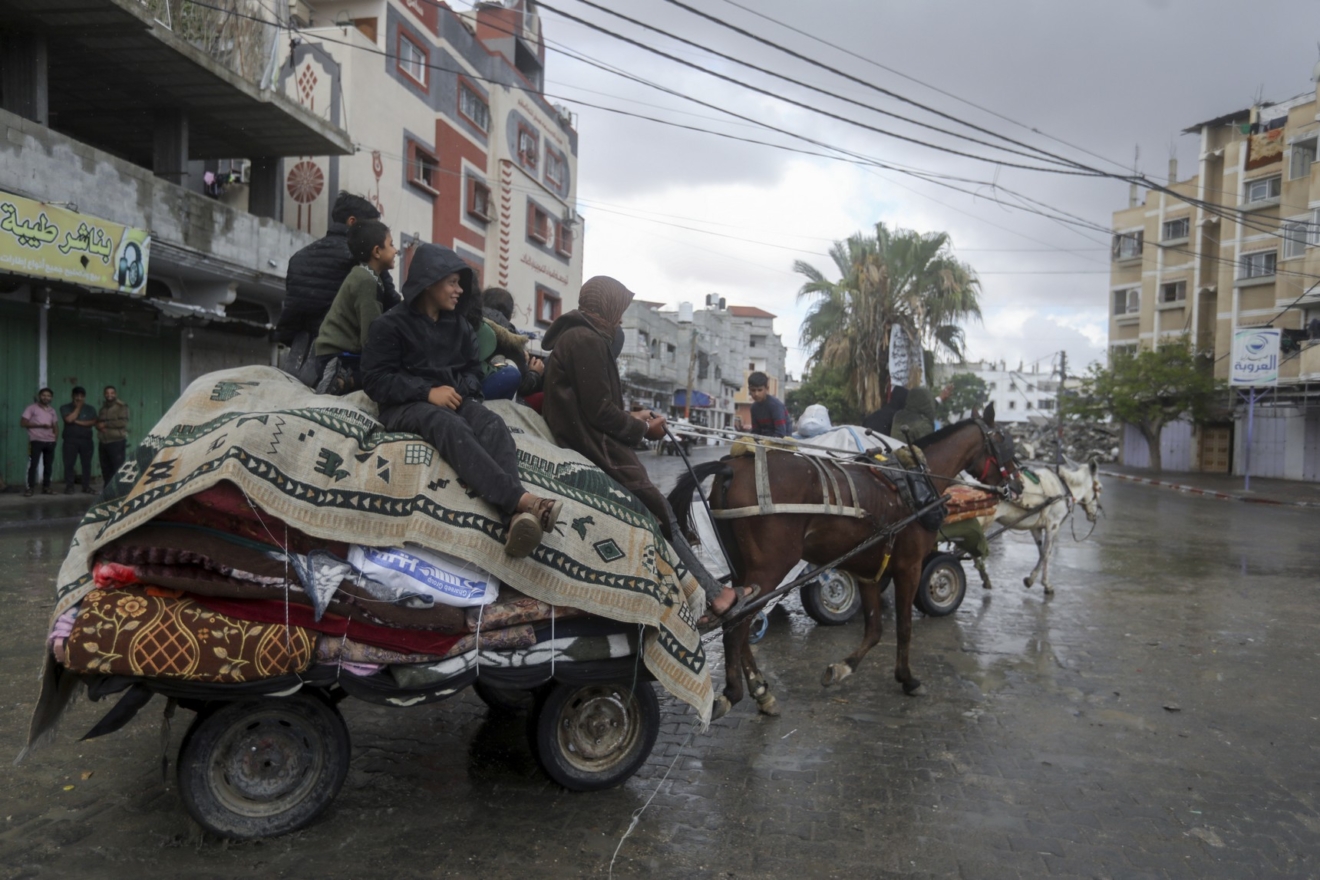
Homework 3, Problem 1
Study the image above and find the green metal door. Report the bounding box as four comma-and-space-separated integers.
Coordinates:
47, 310, 180, 482
0, 301, 40, 487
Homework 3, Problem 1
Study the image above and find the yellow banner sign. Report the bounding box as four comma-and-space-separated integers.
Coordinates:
0, 191, 150, 295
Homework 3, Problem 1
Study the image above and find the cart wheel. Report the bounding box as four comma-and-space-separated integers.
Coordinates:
532, 680, 660, 791
748, 609, 770, 644
801, 569, 861, 626
176, 693, 350, 840
473, 678, 534, 714
915, 553, 967, 617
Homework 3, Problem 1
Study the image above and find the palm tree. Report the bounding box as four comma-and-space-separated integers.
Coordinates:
795, 222, 982, 413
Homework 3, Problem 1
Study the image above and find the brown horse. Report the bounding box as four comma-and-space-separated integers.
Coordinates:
669, 406, 1022, 718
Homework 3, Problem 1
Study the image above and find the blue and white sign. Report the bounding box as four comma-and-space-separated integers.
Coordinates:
1230, 328, 1280, 387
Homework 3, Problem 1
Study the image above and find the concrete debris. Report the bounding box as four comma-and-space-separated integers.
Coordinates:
1005, 419, 1121, 464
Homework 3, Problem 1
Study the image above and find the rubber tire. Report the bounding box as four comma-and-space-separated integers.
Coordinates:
915, 553, 967, 617
532, 680, 660, 792
801, 569, 862, 626
473, 678, 535, 714
176, 693, 350, 840
748, 609, 770, 644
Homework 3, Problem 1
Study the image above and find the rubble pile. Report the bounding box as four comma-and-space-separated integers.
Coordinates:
1006, 417, 1121, 464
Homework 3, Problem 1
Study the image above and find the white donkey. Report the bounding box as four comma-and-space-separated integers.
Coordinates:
989, 460, 1102, 595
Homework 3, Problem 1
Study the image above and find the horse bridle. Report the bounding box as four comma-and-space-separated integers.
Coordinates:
972, 419, 1020, 493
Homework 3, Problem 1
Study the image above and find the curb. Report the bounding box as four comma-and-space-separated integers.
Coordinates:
1098, 470, 1320, 509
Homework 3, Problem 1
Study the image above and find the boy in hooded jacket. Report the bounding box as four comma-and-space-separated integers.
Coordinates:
362, 244, 561, 557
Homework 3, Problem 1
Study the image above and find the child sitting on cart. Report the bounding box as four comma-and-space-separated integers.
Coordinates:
361, 244, 561, 557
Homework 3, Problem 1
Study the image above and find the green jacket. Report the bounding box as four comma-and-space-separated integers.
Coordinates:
314, 265, 383, 356
97, 399, 130, 443
890, 386, 937, 441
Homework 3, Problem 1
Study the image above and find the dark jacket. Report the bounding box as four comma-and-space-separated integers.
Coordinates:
361, 245, 482, 408
277, 222, 398, 343
750, 394, 789, 437
541, 310, 648, 488
481, 308, 543, 396
891, 387, 937, 441
862, 386, 909, 436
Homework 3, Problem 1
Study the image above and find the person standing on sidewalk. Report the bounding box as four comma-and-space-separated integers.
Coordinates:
19, 388, 59, 496
96, 385, 130, 486
59, 386, 98, 494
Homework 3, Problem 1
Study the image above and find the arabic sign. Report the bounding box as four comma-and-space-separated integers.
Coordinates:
1230, 328, 1280, 386
888, 324, 920, 387
0, 192, 150, 295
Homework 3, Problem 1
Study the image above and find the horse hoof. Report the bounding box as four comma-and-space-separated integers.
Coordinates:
1023, 577, 1034, 588
1043, 585, 1055, 596
982, 581, 993, 591
821, 662, 852, 687
902, 678, 923, 696
756, 694, 781, 716
711, 695, 733, 721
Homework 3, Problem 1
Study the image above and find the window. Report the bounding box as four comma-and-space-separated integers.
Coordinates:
1008, 400, 1017, 410
545, 149, 565, 189
397, 32, 428, 86
1113, 288, 1139, 315
458, 82, 490, 132
1112, 231, 1142, 261
1026, 383, 1035, 392
1282, 219, 1308, 259
1244, 175, 1281, 204
1009, 382, 1017, 391
407, 141, 438, 195
534, 286, 561, 327
554, 222, 573, 257
527, 203, 550, 243
1290, 138, 1316, 180
749, 335, 765, 348
1026, 401, 1033, 410
1038, 399, 1055, 411
1162, 217, 1190, 241
1310, 209, 1320, 247
987, 382, 996, 391
517, 124, 538, 170
1160, 280, 1187, 303
1239, 250, 1277, 279
466, 178, 491, 222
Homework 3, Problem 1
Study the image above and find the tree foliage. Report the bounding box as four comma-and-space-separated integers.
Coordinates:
795, 222, 982, 413
1071, 339, 1222, 473
784, 366, 865, 426
936, 372, 989, 423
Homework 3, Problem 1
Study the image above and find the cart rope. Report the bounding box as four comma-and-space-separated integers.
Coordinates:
608, 719, 698, 879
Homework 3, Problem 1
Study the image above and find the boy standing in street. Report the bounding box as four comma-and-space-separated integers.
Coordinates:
313, 219, 398, 394
19, 388, 58, 496
747, 371, 789, 437
362, 243, 561, 557
59, 386, 98, 494
96, 385, 130, 484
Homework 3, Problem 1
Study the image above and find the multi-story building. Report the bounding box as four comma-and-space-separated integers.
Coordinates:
0, 0, 351, 486
1107, 64, 1320, 481
932, 361, 1059, 424
275, 0, 582, 331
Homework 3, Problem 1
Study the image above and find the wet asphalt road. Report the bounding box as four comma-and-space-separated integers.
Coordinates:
1, 447, 1318, 878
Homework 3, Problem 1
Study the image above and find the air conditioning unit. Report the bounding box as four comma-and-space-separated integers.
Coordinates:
289, 0, 313, 27
237, 159, 252, 185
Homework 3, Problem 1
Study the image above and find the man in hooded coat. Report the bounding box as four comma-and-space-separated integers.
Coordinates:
862, 385, 908, 436
540, 276, 754, 621
890, 386, 937, 442
362, 244, 559, 557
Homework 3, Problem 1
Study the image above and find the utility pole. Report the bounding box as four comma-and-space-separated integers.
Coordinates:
684, 327, 698, 421
1055, 349, 1068, 464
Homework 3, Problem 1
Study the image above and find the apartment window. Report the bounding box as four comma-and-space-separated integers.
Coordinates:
407, 141, 439, 195
458, 82, 490, 133
1026, 383, 1035, 393
987, 382, 996, 391
397, 32, 428, 87
1161, 217, 1190, 241
1310, 209, 1320, 247
1239, 250, 1277, 279
1112, 231, 1142, 261
466, 178, 491, 223
545, 148, 566, 189
749, 335, 765, 348
1008, 400, 1017, 410
1282, 219, 1308, 259
1290, 138, 1316, 180
527, 203, 550, 243
1113, 288, 1139, 315
1026, 401, 1033, 410
1160, 281, 1187, 304
517, 124, 538, 170
1243, 175, 1281, 204
554, 222, 573, 257
1038, 399, 1055, 411
535, 287, 561, 327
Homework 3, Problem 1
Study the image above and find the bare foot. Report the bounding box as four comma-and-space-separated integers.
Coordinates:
697, 585, 755, 627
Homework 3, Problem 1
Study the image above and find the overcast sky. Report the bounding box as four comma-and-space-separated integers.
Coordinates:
530, 0, 1320, 379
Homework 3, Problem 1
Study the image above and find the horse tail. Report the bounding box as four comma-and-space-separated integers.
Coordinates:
667, 460, 733, 534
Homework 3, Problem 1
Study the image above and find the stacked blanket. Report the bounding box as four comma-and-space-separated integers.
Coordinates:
31, 367, 714, 748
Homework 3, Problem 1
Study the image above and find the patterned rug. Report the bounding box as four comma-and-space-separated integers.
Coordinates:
40, 366, 712, 726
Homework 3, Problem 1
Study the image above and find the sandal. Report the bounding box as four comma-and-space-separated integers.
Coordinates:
698, 583, 763, 630
531, 496, 562, 533
504, 511, 543, 558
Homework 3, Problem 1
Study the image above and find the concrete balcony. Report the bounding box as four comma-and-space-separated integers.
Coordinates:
1299, 342, 1320, 381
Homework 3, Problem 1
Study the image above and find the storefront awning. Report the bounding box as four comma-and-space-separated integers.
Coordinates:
673, 389, 713, 408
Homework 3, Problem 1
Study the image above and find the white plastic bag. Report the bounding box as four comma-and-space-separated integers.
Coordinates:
348, 544, 500, 607
795, 404, 832, 438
